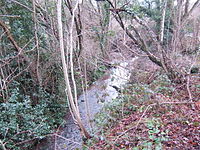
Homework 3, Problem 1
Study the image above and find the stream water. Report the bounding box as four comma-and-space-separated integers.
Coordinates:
42, 57, 138, 150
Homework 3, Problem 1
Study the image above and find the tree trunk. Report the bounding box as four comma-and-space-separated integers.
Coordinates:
159, 0, 167, 43
57, 0, 90, 139
106, 0, 187, 84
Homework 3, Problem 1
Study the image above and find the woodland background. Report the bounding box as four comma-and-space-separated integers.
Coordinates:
0, 0, 200, 149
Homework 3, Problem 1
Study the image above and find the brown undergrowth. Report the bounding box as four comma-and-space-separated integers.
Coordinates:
85, 73, 200, 150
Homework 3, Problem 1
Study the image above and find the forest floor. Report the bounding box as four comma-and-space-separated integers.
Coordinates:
39, 34, 200, 150
85, 43, 200, 149
86, 70, 200, 149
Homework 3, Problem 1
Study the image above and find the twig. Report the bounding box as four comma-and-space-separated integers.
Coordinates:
10, 0, 34, 12
186, 75, 192, 100
4, 124, 44, 147
0, 15, 21, 18
13, 138, 38, 146
0, 64, 31, 91
0, 31, 6, 40
186, 47, 200, 107
54, 121, 65, 150
182, 0, 200, 23
0, 140, 6, 150
114, 101, 195, 142
53, 134, 82, 146
52, 133, 90, 149
114, 103, 155, 142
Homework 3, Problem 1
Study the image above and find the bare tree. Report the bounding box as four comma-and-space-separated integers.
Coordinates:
64, 0, 83, 57
57, 0, 90, 138
104, 0, 200, 83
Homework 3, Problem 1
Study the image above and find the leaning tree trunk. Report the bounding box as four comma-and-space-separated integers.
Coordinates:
105, 0, 189, 84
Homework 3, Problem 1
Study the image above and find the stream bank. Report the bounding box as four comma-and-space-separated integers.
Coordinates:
39, 55, 138, 150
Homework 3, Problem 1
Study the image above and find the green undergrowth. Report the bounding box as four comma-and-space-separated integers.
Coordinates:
88, 64, 107, 84
0, 81, 67, 150
85, 74, 200, 149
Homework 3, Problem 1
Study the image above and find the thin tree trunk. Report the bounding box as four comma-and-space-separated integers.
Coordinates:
106, 0, 186, 83
159, 0, 167, 43
64, 0, 83, 57
57, 0, 90, 138
32, 0, 41, 86
182, 0, 200, 22
185, 0, 189, 15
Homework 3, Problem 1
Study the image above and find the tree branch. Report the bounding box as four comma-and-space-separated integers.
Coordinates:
106, 0, 163, 67
0, 20, 22, 53
182, 0, 200, 22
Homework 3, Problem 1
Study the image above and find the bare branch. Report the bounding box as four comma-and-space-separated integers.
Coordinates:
10, 0, 34, 12
182, 0, 200, 22
0, 20, 22, 54
106, 0, 162, 67
0, 140, 6, 150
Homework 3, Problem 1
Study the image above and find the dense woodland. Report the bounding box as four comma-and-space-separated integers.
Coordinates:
0, 0, 200, 149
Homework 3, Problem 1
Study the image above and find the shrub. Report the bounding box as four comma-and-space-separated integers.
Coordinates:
0, 82, 66, 150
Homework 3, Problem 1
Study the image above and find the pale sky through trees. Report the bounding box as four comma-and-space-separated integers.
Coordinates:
91, 0, 198, 8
